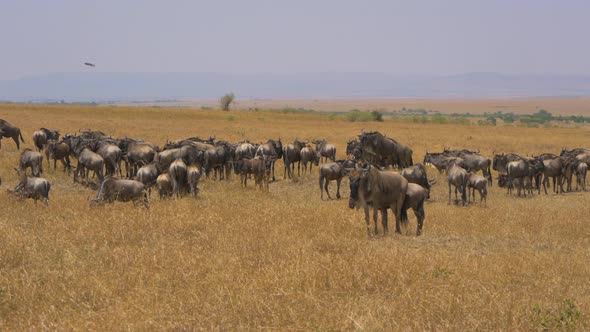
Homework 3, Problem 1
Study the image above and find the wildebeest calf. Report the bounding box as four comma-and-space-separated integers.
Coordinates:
319, 159, 355, 200
467, 171, 487, 206
15, 149, 44, 177
400, 183, 428, 236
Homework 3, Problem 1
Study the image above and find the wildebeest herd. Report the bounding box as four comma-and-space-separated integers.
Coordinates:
1, 118, 588, 237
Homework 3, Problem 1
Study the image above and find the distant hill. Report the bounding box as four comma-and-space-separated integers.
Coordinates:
2, 72, 590, 102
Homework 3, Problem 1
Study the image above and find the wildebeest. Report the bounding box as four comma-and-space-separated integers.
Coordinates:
237, 156, 270, 191
313, 139, 336, 163
446, 159, 468, 205
135, 161, 160, 196
118, 138, 158, 178
358, 131, 413, 168
400, 163, 436, 198
90, 178, 149, 208
90, 139, 122, 177
255, 138, 282, 181
466, 172, 487, 205
283, 139, 306, 179
187, 165, 201, 197
156, 173, 173, 199
7, 176, 51, 205
45, 140, 71, 173
169, 158, 188, 198
204, 142, 231, 180
15, 149, 44, 177
348, 162, 408, 236
400, 183, 428, 236
300, 146, 320, 175
493, 153, 530, 196
319, 159, 356, 200
0, 119, 25, 150
444, 149, 492, 186
74, 148, 105, 185
235, 141, 257, 161
32, 128, 60, 151
537, 155, 565, 194
423, 152, 454, 173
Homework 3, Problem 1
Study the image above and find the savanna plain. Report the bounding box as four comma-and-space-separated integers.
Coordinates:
0, 103, 589, 330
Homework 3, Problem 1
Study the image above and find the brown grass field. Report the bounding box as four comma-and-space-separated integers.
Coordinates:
0, 103, 589, 330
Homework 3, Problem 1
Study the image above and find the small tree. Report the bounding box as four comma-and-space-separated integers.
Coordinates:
219, 93, 235, 111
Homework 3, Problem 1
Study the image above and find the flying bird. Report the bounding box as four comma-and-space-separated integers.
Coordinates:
84, 62, 95, 68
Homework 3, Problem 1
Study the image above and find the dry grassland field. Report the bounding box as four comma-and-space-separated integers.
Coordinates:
1, 103, 590, 330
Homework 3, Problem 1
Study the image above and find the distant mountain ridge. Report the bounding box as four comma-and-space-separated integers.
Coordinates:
2, 72, 590, 102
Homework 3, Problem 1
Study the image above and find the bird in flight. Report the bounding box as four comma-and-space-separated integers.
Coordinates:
84, 62, 96, 68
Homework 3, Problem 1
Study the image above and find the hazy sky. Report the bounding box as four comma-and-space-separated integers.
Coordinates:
1, 0, 589, 79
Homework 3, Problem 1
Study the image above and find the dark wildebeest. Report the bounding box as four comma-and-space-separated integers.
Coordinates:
255, 138, 282, 181
45, 140, 71, 173
400, 163, 436, 198
466, 172, 487, 206
235, 142, 257, 161
283, 139, 306, 179
348, 163, 408, 237
169, 158, 188, 198
204, 142, 231, 180
0, 119, 25, 150
15, 149, 44, 177
423, 152, 455, 173
156, 173, 173, 199
346, 139, 363, 160
400, 183, 428, 236
538, 155, 565, 194
7, 176, 51, 205
358, 131, 413, 168
300, 146, 320, 175
446, 159, 468, 205
319, 159, 356, 200
560, 148, 590, 158
576, 162, 587, 191
135, 161, 160, 196
187, 165, 201, 197
90, 178, 149, 208
313, 139, 336, 163
237, 156, 271, 191
443, 149, 492, 186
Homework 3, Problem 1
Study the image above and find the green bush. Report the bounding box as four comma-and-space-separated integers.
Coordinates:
346, 109, 382, 122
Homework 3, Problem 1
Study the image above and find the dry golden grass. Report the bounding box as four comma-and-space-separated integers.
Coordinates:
0, 104, 589, 330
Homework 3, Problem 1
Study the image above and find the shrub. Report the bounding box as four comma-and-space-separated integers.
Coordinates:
219, 93, 235, 111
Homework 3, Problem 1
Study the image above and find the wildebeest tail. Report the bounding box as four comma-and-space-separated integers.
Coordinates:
400, 194, 410, 225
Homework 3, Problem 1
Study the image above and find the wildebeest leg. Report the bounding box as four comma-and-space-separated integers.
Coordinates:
415, 202, 425, 236
448, 182, 452, 205
364, 206, 371, 238
542, 175, 549, 195
395, 198, 404, 234
12, 135, 20, 150
336, 178, 342, 199
271, 161, 276, 181
323, 178, 331, 199
382, 208, 389, 236
297, 161, 301, 177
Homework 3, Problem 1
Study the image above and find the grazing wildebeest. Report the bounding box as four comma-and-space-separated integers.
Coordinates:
0, 119, 25, 150
358, 131, 413, 168
15, 149, 44, 177
576, 162, 587, 191
348, 162, 408, 236
300, 146, 320, 175
255, 138, 282, 181
45, 140, 71, 173
283, 139, 306, 179
90, 178, 149, 208
187, 165, 201, 197
237, 157, 270, 191
446, 159, 468, 205
135, 161, 160, 196
401, 163, 436, 198
400, 183, 428, 236
156, 173, 173, 199
169, 158, 188, 198
319, 159, 356, 200
313, 139, 336, 163
466, 172, 487, 205
7, 176, 51, 205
